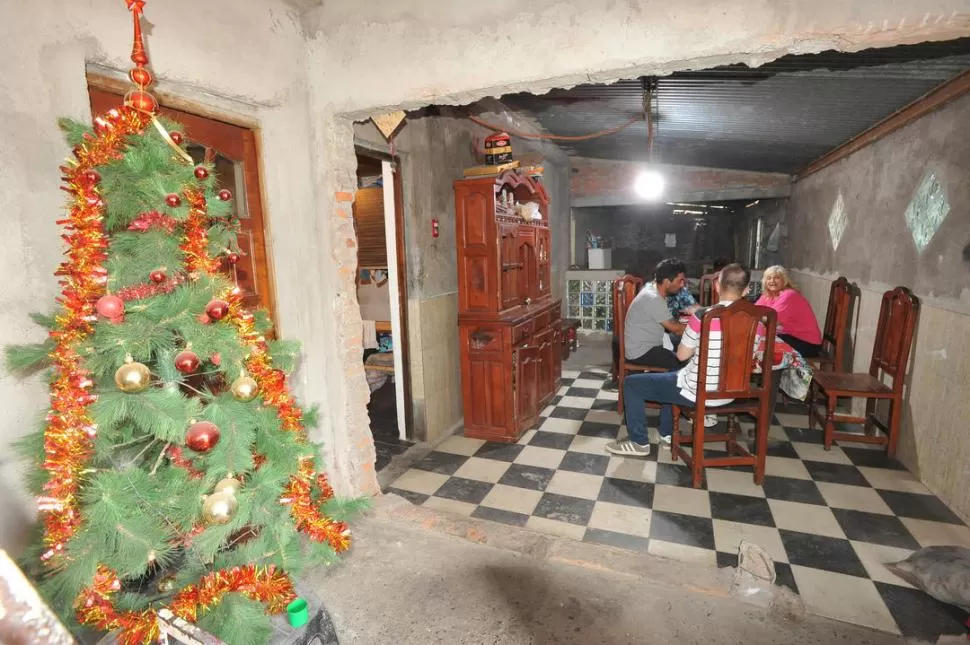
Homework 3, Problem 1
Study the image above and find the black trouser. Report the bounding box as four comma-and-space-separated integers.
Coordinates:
778, 333, 822, 358
612, 337, 683, 372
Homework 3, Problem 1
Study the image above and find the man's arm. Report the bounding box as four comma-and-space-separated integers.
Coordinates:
676, 339, 695, 362
676, 314, 702, 362
660, 318, 686, 336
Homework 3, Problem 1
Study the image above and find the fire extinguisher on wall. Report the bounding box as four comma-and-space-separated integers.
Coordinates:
432, 218, 439, 238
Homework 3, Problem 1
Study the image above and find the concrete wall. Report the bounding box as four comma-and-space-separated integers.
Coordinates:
354, 105, 569, 442
573, 206, 735, 277
571, 158, 792, 207
787, 92, 970, 522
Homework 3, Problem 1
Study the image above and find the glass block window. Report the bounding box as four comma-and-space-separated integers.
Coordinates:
905, 172, 949, 253
566, 279, 614, 332
828, 192, 847, 251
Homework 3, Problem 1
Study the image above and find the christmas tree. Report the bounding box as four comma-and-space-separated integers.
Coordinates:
3, 3, 362, 643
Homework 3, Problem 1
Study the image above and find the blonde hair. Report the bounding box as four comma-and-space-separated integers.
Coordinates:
761, 265, 798, 293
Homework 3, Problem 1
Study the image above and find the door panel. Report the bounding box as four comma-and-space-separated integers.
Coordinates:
88, 87, 275, 320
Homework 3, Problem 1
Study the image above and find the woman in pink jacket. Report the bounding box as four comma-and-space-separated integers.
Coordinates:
755, 266, 823, 357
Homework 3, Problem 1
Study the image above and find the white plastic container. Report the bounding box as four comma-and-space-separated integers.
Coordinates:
588, 248, 612, 270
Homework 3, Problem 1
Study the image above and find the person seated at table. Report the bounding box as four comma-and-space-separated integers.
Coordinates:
606, 263, 751, 457
609, 259, 688, 384
664, 258, 731, 344
755, 265, 822, 358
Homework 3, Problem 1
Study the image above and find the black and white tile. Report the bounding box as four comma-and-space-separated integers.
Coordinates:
386, 366, 970, 640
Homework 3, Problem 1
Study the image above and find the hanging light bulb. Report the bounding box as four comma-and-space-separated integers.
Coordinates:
633, 77, 664, 201
634, 170, 664, 200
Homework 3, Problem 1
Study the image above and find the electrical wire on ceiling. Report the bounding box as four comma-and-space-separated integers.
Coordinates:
466, 113, 640, 141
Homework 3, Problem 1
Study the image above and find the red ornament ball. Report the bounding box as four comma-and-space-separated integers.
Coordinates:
205, 299, 230, 321
126, 90, 158, 114
170, 131, 184, 145
226, 252, 240, 266
185, 421, 220, 453
194, 166, 209, 180
210, 352, 222, 366
129, 67, 154, 88
165, 194, 182, 208
174, 349, 200, 374
149, 269, 166, 284
217, 189, 232, 202
96, 295, 124, 319
81, 170, 101, 186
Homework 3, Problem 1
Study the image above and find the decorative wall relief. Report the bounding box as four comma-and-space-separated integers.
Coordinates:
904, 171, 950, 254
828, 191, 847, 251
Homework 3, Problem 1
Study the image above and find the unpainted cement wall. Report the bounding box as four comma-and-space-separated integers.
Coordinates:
787, 92, 970, 522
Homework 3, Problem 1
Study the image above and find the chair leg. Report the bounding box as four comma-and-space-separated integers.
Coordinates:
617, 365, 625, 416
754, 408, 769, 485
823, 394, 837, 451
691, 410, 705, 488
887, 396, 901, 459
671, 406, 680, 461
807, 382, 817, 430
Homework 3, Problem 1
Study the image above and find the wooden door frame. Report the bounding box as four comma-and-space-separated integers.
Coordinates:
86, 74, 278, 324
355, 146, 414, 440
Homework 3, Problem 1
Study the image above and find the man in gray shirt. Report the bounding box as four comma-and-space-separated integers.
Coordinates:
609, 259, 687, 385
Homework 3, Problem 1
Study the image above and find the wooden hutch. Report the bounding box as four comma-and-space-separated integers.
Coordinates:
455, 168, 562, 442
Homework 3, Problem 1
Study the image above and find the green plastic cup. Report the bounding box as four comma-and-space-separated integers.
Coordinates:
287, 598, 309, 628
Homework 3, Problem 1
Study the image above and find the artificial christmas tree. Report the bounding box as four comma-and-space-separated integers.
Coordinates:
3, 2, 361, 643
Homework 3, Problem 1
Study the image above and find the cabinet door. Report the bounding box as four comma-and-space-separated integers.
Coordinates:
514, 344, 540, 432
536, 228, 551, 299
499, 223, 522, 310
535, 327, 556, 405
550, 327, 563, 392
516, 227, 537, 304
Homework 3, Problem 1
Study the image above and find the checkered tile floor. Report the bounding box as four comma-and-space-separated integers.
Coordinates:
386, 367, 970, 640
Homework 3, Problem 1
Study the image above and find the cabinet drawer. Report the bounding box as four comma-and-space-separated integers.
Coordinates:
512, 320, 534, 345
466, 326, 504, 353
549, 303, 561, 322
532, 310, 551, 330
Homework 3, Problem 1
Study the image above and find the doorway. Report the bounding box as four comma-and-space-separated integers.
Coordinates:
354, 150, 413, 470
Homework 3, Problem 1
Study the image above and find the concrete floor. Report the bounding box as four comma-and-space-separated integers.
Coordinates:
309, 494, 912, 645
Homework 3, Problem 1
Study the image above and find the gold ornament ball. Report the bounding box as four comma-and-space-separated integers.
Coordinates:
230, 375, 259, 401
114, 361, 151, 393
213, 476, 242, 497
157, 575, 177, 593
202, 491, 238, 525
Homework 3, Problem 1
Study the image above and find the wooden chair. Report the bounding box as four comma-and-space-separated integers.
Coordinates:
808, 276, 851, 373
808, 287, 919, 457
698, 272, 721, 307
612, 275, 669, 415
671, 301, 777, 488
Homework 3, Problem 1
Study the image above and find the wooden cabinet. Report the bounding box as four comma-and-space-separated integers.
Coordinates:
457, 169, 561, 442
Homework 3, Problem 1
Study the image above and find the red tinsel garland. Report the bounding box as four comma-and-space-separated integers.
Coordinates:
42, 107, 151, 563
178, 195, 352, 554
75, 564, 296, 645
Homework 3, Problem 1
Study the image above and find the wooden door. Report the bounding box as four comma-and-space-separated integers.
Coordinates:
88, 87, 276, 319
535, 326, 556, 404
499, 223, 522, 310
536, 228, 551, 299
515, 343, 540, 431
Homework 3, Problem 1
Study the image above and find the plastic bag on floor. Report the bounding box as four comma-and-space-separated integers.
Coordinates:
731, 541, 776, 608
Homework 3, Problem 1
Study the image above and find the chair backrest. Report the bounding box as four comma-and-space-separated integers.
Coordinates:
612, 274, 644, 361
698, 272, 720, 307
869, 287, 920, 389
695, 300, 778, 401
821, 276, 852, 369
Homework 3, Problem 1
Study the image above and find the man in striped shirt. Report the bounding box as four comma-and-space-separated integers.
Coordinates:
606, 264, 751, 457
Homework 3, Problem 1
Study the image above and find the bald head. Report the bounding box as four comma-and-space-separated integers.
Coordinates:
718, 263, 751, 299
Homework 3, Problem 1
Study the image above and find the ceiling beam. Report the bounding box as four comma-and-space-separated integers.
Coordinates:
797, 69, 970, 180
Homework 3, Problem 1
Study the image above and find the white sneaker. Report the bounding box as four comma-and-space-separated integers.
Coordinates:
605, 439, 651, 458
704, 414, 718, 428
659, 434, 672, 447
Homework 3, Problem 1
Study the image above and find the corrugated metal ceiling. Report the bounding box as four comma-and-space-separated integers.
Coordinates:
499, 39, 970, 174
